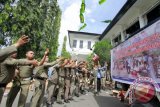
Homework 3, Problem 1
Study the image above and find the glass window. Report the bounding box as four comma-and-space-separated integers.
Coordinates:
113, 34, 121, 46
73, 40, 77, 48
147, 4, 160, 24
88, 41, 91, 49
126, 21, 140, 37
79, 40, 83, 48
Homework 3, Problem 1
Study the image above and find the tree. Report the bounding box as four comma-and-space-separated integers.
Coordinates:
86, 53, 94, 70
61, 36, 71, 58
93, 39, 112, 65
0, 0, 61, 60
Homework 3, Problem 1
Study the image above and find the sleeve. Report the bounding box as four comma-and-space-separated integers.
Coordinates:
44, 61, 58, 67
0, 46, 17, 62
4, 59, 31, 66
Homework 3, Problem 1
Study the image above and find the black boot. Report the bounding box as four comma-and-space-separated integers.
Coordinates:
46, 103, 52, 107
64, 99, 70, 103
56, 101, 64, 104
69, 97, 74, 101
75, 94, 79, 97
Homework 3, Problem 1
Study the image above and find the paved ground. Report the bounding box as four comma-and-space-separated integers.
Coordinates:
1, 90, 129, 107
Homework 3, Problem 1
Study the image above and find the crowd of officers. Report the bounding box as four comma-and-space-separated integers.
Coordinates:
0, 35, 107, 107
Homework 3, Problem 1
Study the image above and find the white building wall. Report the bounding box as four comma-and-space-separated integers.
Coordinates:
72, 36, 98, 55
69, 33, 99, 61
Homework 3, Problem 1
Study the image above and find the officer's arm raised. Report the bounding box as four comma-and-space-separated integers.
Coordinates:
0, 35, 29, 62
44, 58, 64, 67
4, 59, 38, 66
38, 49, 49, 66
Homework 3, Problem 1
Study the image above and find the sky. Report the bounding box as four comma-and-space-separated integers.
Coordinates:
57, 0, 127, 56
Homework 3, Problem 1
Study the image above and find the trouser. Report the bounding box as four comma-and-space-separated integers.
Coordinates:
0, 83, 7, 103
6, 79, 20, 107
75, 78, 79, 95
97, 78, 101, 92
64, 77, 71, 100
46, 81, 57, 105
101, 77, 106, 88
79, 78, 85, 94
6, 79, 31, 107
57, 77, 64, 102
69, 77, 76, 98
18, 80, 31, 107
30, 79, 46, 107
94, 77, 97, 92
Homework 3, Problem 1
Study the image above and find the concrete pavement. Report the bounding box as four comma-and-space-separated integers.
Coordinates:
1, 90, 129, 107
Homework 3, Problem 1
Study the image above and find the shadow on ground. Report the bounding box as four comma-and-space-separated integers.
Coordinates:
94, 95, 129, 107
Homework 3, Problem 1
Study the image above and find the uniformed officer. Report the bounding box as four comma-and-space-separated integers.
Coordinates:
64, 59, 73, 103
93, 63, 98, 95
0, 52, 38, 104
0, 35, 29, 103
57, 59, 68, 103
46, 58, 66, 107
69, 60, 77, 100
46, 64, 60, 107
30, 56, 63, 107
74, 68, 80, 97
6, 50, 48, 107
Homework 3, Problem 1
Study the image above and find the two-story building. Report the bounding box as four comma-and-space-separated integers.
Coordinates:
68, 30, 100, 61
99, 0, 160, 106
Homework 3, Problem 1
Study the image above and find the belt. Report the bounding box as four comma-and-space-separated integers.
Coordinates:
59, 76, 65, 78
21, 77, 31, 81
35, 77, 47, 81
0, 83, 7, 88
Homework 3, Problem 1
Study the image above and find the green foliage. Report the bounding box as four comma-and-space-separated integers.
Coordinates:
61, 36, 71, 59
93, 39, 112, 64
102, 20, 112, 23
79, 13, 84, 23
86, 53, 94, 70
79, 0, 86, 31
80, 2, 85, 13
78, 23, 87, 31
99, 0, 107, 5
79, 0, 107, 30
0, 0, 61, 60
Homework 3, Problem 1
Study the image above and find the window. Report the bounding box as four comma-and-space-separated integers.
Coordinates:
73, 40, 77, 48
126, 21, 140, 37
79, 40, 83, 48
147, 4, 160, 23
113, 34, 121, 46
88, 41, 91, 49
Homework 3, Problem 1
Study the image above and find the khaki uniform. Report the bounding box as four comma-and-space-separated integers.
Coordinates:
0, 46, 17, 103
0, 46, 17, 62
93, 67, 98, 93
46, 66, 59, 105
64, 68, 71, 100
6, 76, 21, 107
57, 68, 65, 102
69, 68, 76, 99
30, 61, 58, 107
6, 59, 34, 107
0, 57, 32, 105
75, 70, 80, 96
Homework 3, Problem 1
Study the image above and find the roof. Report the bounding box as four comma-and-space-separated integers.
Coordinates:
68, 30, 100, 36
99, 0, 137, 40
